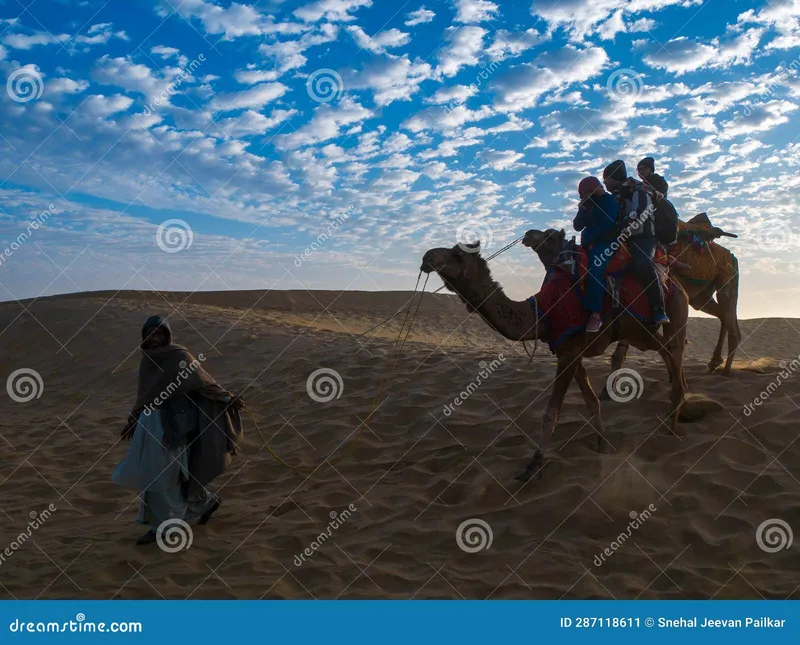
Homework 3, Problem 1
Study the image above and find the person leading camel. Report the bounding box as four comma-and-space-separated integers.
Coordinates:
113, 315, 244, 546
573, 176, 618, 333
603, 159, 669, 326
637, 156, 668, 197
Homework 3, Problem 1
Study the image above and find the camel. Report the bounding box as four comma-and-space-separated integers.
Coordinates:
421, 229, 690, 483
606, 215, 741, 384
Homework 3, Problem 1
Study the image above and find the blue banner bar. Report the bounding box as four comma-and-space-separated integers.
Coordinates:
0, 601, 797, 643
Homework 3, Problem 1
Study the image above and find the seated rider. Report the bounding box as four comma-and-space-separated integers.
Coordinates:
603, 160, 670, 327
573, 176, 619, 334
637, 156, 668, 198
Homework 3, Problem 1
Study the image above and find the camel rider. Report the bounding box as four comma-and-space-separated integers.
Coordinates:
637, 156, 668, 197
573, 177, 618, 334
602, 160, 669, 326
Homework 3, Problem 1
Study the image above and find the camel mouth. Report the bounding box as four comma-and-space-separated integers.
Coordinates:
420, 260, 438, 274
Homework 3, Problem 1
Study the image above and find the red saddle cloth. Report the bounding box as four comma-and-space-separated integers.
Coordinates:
529, 243, 671, 352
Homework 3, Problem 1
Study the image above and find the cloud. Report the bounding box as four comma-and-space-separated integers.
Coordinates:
294, 0, 372, 22
207, 82, 288, 112
454, 0, 498, 23
274, 96, 372, 150
636, 29, 762, 75
405, 6, 435, 26
486, 28, 548, 61
492, 45, 609, 112
346, 26, 410, 53
344, 55, 433, 106
436, 26, 486, 77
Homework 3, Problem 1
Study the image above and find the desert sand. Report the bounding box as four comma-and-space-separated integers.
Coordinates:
1, 289, 799, 600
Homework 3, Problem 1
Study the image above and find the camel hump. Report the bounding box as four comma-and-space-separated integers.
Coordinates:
687, 212, 711, 227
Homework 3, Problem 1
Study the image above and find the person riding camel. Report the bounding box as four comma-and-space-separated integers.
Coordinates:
603, 160, 669, 327
573, 176, 618, 334
637, 156, 669, 198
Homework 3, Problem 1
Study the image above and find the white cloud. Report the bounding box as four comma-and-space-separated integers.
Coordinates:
637, 29, 762, 75
214, 108, 297, 138
208, 82, 288, 112
492, 45, 609, 112
346, 26, 410, 54
294, 0, 372, 22
486, 28, 547, 61
436, 26, 486, 77
454, 0, 498, 23
275, 97, 372, 150
405, 6, 435, 26
345, 55, 433, 106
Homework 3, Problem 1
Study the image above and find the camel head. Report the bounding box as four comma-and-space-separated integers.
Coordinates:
421, 242, 496, 311
522, 228, 566, 268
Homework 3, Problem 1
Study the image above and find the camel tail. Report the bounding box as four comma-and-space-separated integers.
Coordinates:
730, 254, 741, 337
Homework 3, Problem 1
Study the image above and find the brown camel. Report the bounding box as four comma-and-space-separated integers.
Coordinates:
421, 229, 690, 483
606, 215, 740, 385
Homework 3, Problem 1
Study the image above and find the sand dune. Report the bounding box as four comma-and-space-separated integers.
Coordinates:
1, 290, 799, 599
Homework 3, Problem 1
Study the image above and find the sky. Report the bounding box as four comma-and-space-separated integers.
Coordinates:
0, 0, 799, 318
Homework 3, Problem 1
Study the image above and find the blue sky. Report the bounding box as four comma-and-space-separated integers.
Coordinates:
0, 0, 799, 317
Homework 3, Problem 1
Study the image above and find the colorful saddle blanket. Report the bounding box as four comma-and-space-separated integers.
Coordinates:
529, 241, 671, 352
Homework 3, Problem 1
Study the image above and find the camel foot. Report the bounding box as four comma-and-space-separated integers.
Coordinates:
707, 360, 723, 374
514, 451, 544, 483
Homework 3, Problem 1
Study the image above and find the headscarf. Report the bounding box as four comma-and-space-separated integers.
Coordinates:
578, 176, 604, 200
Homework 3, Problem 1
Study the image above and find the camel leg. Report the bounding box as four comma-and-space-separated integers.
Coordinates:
659, 337, 686, 435
600, 341, 630, 400
693, 294, 726, 372
515, 352, 580, 482
574, 362, 607, 452
718, 272, 741, 376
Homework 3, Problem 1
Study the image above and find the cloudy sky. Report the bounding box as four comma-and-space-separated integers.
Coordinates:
0, 0, 799, 318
